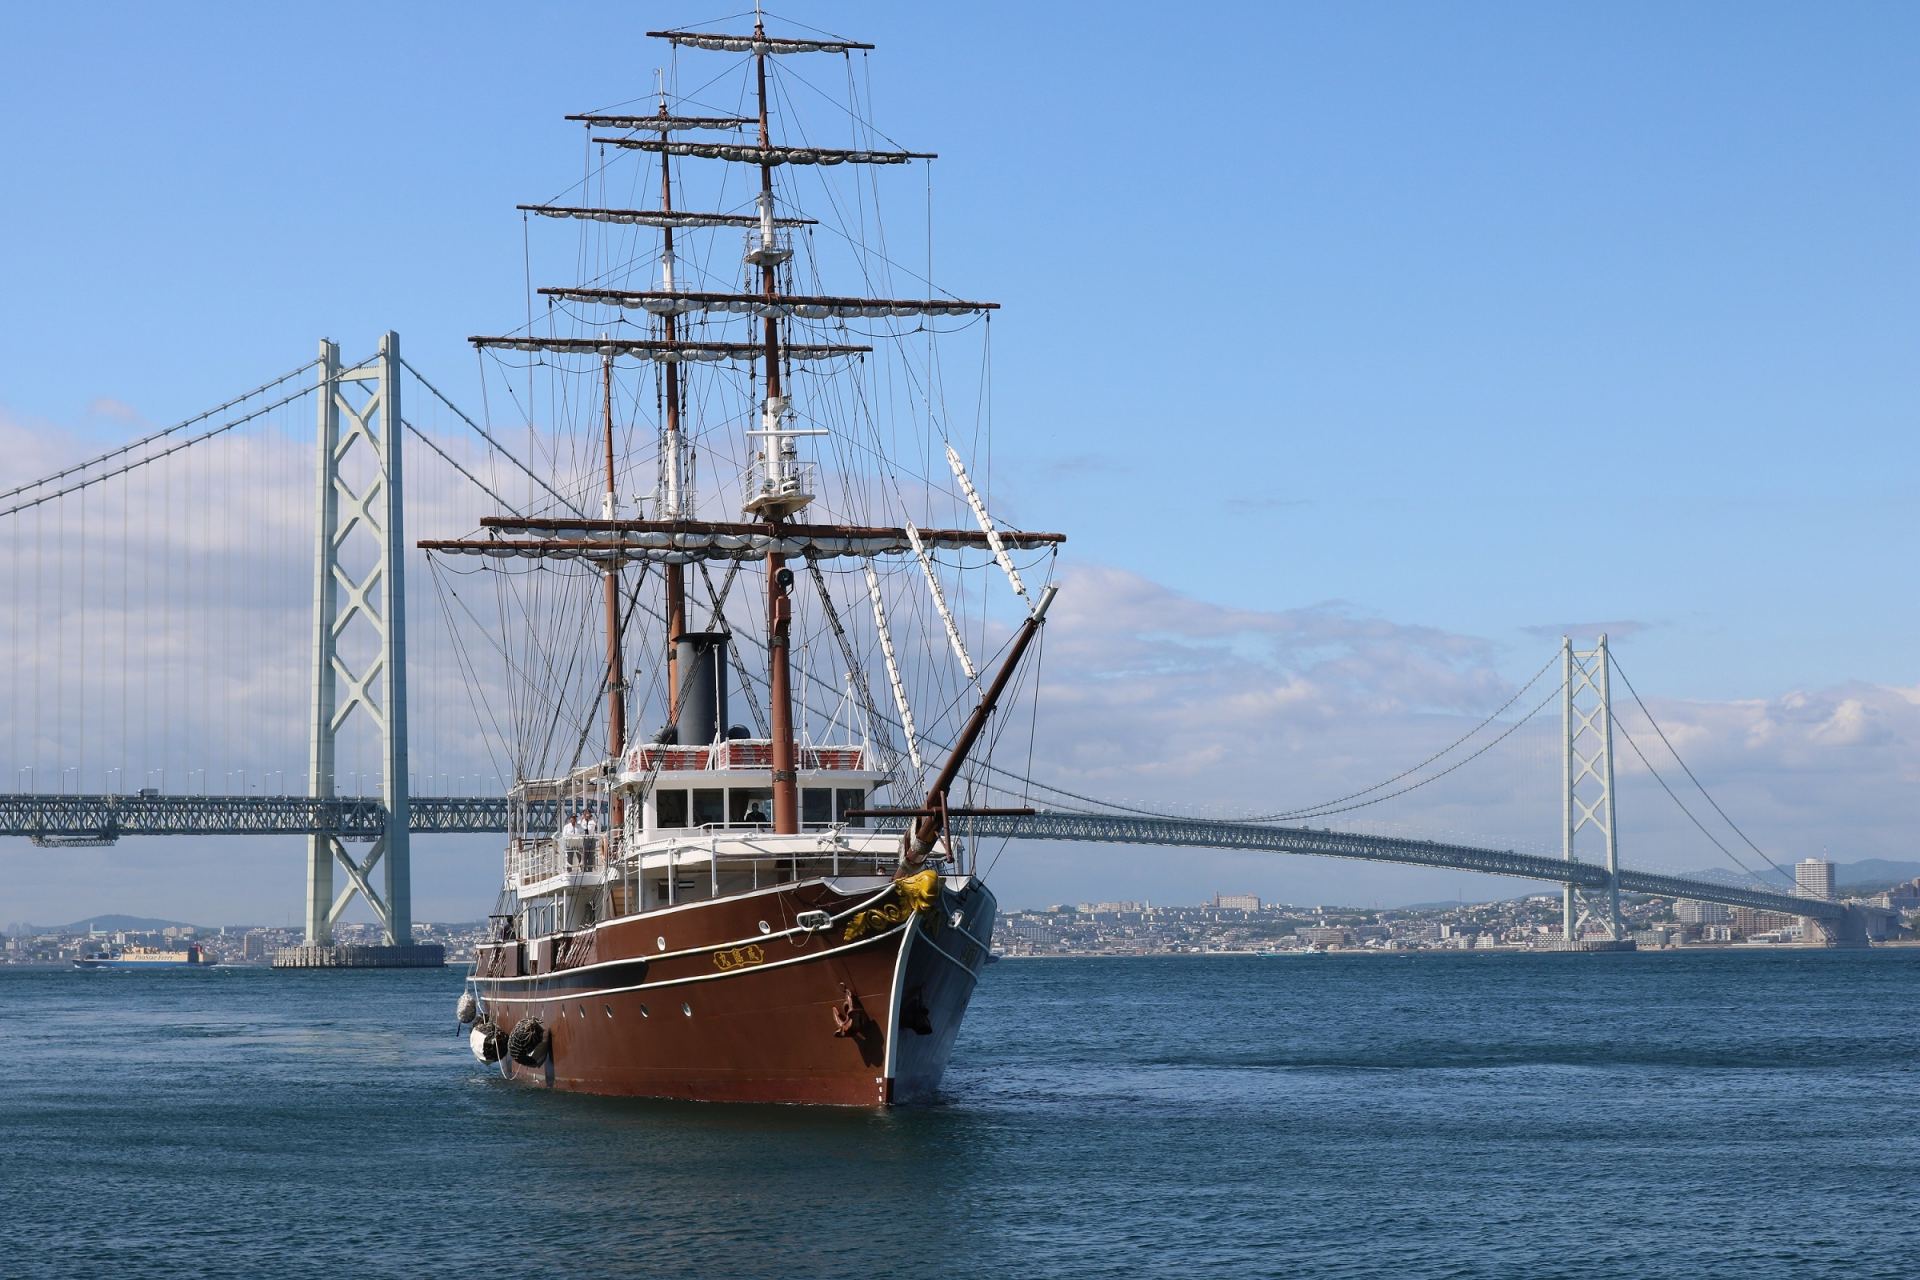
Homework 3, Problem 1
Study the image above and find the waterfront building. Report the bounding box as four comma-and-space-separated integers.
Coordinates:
1796, 858, 1835, 901
1731, 907, 1799, 936
1866, 878, 1920, 912
1676, 900, 1731, 925
1297, 926, 1352, 947
1007, 918, 1061, 946
1213, 893, 1261, 912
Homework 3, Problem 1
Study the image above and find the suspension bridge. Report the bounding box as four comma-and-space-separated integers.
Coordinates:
0, 338, 1884, 956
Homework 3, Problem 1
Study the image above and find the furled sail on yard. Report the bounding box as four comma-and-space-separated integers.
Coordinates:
432, 14, 1062, 1106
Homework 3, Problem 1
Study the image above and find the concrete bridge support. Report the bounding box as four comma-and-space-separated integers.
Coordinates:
1802, 905, 1880, 949
1562, 636, 1626, 943
294, 334, 436, 967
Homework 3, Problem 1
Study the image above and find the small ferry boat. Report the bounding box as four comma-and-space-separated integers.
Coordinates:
73, 943, 207, 969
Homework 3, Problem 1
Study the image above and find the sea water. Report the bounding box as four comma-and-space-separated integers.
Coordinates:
3, 950, 1917, 1278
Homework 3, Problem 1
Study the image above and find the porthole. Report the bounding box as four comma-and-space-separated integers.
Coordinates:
681, 1002, 693, 1017
639, 1004, 650, 1018
559, 1006, 566, 1018
758, 920, 771, 934
604, 1004, 614, 1019
579, 1003, 588, 1019
656, 936, 666, 951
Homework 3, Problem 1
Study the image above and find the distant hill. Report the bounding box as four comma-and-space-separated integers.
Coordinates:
1834, 860, 1920, 891
5, 914, 203, 936
1674, 859, 1920, 896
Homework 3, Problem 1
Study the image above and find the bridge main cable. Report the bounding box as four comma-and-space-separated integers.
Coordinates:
0, 357, 322, 505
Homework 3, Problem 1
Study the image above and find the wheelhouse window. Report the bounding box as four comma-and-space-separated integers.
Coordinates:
692, 788, 725, 828
654, 789, 688, 828
730, 789, 774, 826
802, 788, 832, 827
836, 788, 868, 828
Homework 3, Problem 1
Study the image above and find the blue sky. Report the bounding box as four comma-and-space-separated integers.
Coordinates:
2, 2, 1915, 921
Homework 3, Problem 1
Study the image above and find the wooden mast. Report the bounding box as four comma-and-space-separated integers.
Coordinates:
600, 355, 627, 824
754, 19, 800, 835
656, 97, 687, 726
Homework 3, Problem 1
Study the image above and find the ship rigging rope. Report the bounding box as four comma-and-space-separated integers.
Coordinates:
529, 572, 596, 774
983, 621, 1048, 880
427, 560, 602, 766
1607, 653, 1798, 888
556, 563, 653, 777
698, 561, 768, 735
425, 57, 1039, 815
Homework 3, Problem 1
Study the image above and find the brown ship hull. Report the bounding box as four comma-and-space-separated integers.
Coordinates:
467, 873, 996, 1106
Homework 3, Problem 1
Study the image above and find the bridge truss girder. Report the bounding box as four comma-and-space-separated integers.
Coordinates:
0, 795, 1847, 925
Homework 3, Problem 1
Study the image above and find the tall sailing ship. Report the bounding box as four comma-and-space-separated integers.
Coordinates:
431, 15, 1062, 1105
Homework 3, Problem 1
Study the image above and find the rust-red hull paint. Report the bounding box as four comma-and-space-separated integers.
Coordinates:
468, 876, 995, 1106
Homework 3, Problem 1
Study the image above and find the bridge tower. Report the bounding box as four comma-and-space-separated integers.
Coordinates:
299, 333, 418, 955
1561, 635, 1625, 942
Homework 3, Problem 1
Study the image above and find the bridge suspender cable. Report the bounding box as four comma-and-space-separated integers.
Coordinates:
399, 358, 588, 519
1230, 652, 1565, 824
400, 420, 520, 515
0, 377, 337, 520
1607, 653, 1799, 888
1607, 716, 1779, 887
0, 358, 320, 504
991, 651, 1565, 825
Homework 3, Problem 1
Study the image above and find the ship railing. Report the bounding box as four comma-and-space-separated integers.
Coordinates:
623, 742, 870, 774
741, 457, 817, 511
742, 228, 793, 267
611, 833, 899, 906
509, 834, 604, 885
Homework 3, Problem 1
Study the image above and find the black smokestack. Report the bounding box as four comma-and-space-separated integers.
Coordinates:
673, 632, 730, 746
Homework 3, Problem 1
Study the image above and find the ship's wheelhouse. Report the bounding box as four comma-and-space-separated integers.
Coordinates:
618, 737, 886, 838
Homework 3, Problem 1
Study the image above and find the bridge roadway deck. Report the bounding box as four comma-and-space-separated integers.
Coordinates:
0, 792, 1840, 922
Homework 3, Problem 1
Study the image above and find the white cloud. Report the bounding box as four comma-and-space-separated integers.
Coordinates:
86, 397, 144, 425
995, 565, 1920, 904
4, 411, 1916, 922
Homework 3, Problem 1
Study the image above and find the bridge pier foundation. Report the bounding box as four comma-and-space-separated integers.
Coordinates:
1803, 906, 1873, 949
